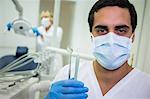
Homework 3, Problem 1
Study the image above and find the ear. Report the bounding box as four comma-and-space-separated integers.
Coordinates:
91, 32, 94, 37
132, 33, 135, 43
90, 33, 94, 41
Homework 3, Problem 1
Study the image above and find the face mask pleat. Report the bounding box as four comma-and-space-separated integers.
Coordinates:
92, 32, 132, 70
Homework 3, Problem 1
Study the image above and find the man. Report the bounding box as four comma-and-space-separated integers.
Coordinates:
45, 0, 150, 99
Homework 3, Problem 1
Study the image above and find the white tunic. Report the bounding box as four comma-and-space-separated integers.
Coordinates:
37, 26, 63, 78
53, 61, 150, 99
37, 25, 63, 51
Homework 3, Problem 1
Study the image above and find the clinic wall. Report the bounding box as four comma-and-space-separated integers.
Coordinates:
0, 0, 40, 57
0, 3, 2, 31
137, 0, 150, 73
127, 0, 146, 67
70, 0, 95, 55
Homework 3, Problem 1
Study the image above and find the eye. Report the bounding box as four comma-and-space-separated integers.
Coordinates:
116, 28, 128, 35
95, 28, 107, 35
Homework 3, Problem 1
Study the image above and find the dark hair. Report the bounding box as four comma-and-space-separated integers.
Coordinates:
88, 0, 137, 33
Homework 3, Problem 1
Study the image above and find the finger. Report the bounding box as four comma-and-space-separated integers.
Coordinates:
61, 93, 88, 99
54, 80, 84, 87
61, 87, 89, 94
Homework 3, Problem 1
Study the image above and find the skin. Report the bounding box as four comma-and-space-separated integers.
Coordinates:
92, 6, 135, 96
42, 16, 53, 32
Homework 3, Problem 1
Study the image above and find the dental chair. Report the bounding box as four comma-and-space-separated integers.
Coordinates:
0, 46, 40, 86
0, 46, 38, 72
0, 46, 41, 99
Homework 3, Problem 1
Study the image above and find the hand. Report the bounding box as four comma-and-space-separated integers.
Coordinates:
7, 22, 13, 31
45, 79, 89, 99
32, 27, 41, 36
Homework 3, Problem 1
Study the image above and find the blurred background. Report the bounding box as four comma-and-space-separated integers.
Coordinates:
0, 0, 150, 73
0, 0, 150, 99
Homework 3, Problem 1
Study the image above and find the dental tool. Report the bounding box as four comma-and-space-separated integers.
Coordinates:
67, 47, 73, 79
74, 52, 80, 80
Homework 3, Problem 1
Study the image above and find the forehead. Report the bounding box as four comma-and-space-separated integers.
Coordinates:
93, 6, 131, 28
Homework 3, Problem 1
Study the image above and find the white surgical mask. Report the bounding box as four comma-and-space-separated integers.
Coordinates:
92, 32, 132, 70
41, 18, 51, 28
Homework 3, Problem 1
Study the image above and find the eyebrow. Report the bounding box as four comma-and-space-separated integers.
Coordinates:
115, 25, 130, 29
94, 25, 108, 29
94, 24, 130, 31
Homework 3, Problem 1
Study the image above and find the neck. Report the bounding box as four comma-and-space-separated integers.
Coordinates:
93, 60, 133, 85
93, 60, 133, 95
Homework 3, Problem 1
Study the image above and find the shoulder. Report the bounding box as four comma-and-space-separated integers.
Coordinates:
51, 25, 62, 30
134, 68, 150, 84
132, 68, 150, 94
58, 27, 63, 33
58, 26, 62, 30
38, 26, 44, 30
38, 26, 45, 32
135, 69, 150, 78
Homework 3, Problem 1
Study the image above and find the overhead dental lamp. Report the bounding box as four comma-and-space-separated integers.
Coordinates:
12, 19, 31, 35
8, 0, 32, 36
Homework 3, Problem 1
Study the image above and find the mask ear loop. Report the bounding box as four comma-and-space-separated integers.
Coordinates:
129, 34, 135, 43
90, 33, 96, 49
128, 34, 134, 66
90, 33, 94, 42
